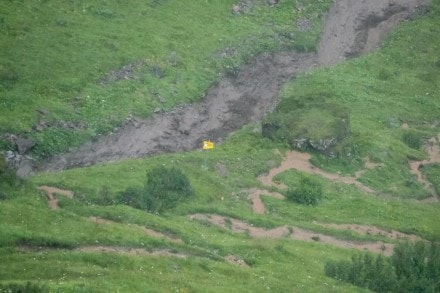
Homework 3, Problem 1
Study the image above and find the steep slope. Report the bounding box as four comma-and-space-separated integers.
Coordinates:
40, 0, 429, 172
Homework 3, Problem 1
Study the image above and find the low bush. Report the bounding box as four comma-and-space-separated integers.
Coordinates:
402, 130, 425, 150
392, 241, 440, 292
0, 282, 48, 293
325, 241, 440, 292
0, 156, 21, 197
285, 176, 322, 205
117, 166, 194, 213
117, 186, 144, 209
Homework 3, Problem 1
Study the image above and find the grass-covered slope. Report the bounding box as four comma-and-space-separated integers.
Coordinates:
0, 0, 330, 157
265, 2, 440, 199
0, 0, 440, 292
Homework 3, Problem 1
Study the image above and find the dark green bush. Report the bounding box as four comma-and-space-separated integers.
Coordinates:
392, 241, 440, 292
117, 186, 144, 209
285, 176, 322, 205
0, 282, 48, 293
117, 166, 194, 213
94, 185, 114, 206
423, 164, 440, 195
402, 130, 425, 149
0, 156, 21, 195
16, 236, 75, 250
144, 166, 194, 213
325, 241, 440, 292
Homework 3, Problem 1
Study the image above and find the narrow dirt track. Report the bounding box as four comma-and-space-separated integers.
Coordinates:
89, 216, 183, 244
259, 150, 376, 193
409, 134, 440, 202
253, 136, 440, 209
189, 214, 395, 256
40, 0, 430, 171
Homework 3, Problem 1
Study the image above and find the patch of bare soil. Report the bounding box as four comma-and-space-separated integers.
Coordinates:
190, 214, 290, 238
260, 133, 440, 203
262, 150, 376, 193
42, 52, 316, 171
247, 151, 384, 214
313, 222, 423, 242
189, 214, 394, 256
225, 255, 250, 268
77, 246, 188, 258
409, 134, 440, 203
248, 152, 377, 214
247, 188, 284, 215
317, 0, 431, 66
39, 0, 429, 171
37, 186, 74, 210
89, 216, 183, 244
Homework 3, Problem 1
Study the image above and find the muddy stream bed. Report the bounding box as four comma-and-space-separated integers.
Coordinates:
41, 0, 428, 171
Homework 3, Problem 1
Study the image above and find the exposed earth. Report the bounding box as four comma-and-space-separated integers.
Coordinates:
38, 139, 430, 257
39, 0, 431, 171
33, 0, 435, 263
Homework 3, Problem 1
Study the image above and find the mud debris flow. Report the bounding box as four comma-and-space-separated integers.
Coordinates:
40, 0, 428, 171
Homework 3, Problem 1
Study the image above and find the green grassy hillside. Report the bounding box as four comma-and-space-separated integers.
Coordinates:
0, 0, 330, 157
1, 0, 440, 292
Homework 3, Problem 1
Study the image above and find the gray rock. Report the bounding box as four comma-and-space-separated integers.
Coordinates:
292, 138, 308, 150
16, 137, 35, 155
16, 159, 33, 178
309, 137, 338, 152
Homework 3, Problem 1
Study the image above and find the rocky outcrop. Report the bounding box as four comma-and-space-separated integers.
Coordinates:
2, 135, 35, 178
292, 137, 339, 153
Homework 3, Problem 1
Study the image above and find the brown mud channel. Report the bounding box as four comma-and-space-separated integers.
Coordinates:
40, 0, 429, 171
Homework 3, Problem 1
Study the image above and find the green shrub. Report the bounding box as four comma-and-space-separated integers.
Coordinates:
422, 164, 440, 195
325, 254, 397, 292
144, 166, 194, 213
325, 242, 440, 292
117, 166, 194, 213
392, 241, 440, 292
0, 282, 48, 293
94, 185, 114, 206
402, 130, 425, 149
0, 156, 21, 193
285, 176, 322, 205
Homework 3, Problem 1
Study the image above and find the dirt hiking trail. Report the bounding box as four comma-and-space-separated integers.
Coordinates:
189, 213, 399, 256
250, 130, 439, 214
89, 216, 183, 244
247, 149, 385, 215
40, 0, 429, 171
409, 134, 440, 202
241, 148, 426, 254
